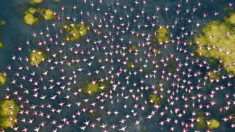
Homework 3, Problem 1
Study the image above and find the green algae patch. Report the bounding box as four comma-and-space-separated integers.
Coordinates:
0, 99, 19, 117
196, 116, 207, 128
0, 20, 6, 26
29, 50, 47, 66
194, 12, 235, 75
208, 118, 220, 130
152, 48, 159, 54
206, 71, 220, 80
147, 94, 161, 105
23, 8, 39, 26
0, 42, 4, 49
130, 45, 137, 51
62, 23, 88, 42
0, 72, 7, 86
24, 8, 55, 26
153, 27, 171, 44
0, 99, 19, 130
126, 62, 135, 69
224, 12, 235, 25
27, 7, 37, 14
30, 0, 43, 5
38, 8, 56, 21
82, 82, 107, 96
24, 13, 39, 26
195, 115, 220, 130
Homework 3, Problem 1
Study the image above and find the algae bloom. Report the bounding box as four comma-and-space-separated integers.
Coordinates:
126, 62, 135, 69
0, 20, 6, 26
153, 27, 171, 44
0, 42, 4, 49
194, 12, 235, 75
30, 0, 43, 5
0, 99, 19, 130
195, 116, 220, 130
82, 82, 107, 96
29, 50, 47, 66
148, 94, 161, 105
130, 45, 137, 51
0, 72, 7, 86
206, 71, 220, 80
196, 116, 207, 128
24, 8, 55, 26
23, 8, 39, 26
62, 24, 87, 42
208, 118, 220, 130
38, 8, 56, 21
152, 48, 159, 54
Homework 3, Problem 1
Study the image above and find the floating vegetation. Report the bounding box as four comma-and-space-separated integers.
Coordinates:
23, 8, 39, 26
29, 50, 47, 66
0, 72, 6, 86
195, 114, 220, 130
126, 62, 135, 69
0, 42, 4, 49
147, 94, 162, 105
194, 12, 235, 75
61, 23, 87, 42
206, 71, 221, 80
24, 7, 55, 26
30, 0, 43, 5
82, 81, 107, 96
130, 45, 137, 51
0, 20, 5, 26
153, 27, 171, 44
208, 118, 220, 130
38, 8, 56, 21
0, 99, 19, 130
196, 115, 207, 128
152, 48, 159, 54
